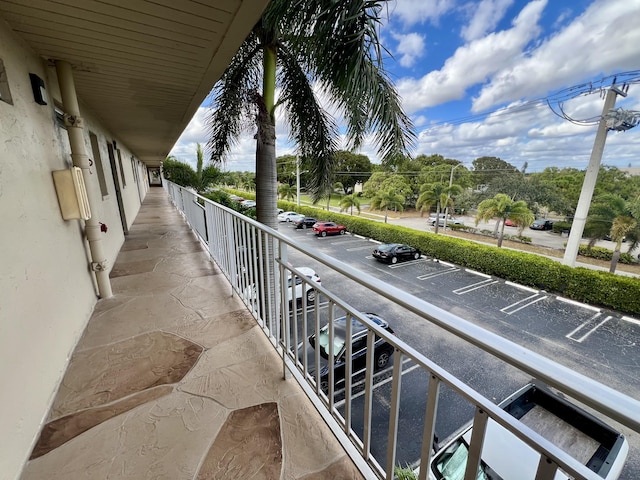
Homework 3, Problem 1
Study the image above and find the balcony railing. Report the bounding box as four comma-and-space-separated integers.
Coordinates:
166, 182, 639, 480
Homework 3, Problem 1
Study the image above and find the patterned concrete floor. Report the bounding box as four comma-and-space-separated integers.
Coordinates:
20, 188, 363, 480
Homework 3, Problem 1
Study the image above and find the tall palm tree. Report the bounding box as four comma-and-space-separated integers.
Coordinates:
370, 189, 404, 223
475, 193, 534, 248
339, 194, 361, 216
206, 0, 415, 230
416, 183, 462, 234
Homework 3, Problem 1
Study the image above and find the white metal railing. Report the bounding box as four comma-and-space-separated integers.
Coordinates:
165, 182, 639, 480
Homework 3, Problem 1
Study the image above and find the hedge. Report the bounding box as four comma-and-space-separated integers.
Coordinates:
225, 193, 640, 315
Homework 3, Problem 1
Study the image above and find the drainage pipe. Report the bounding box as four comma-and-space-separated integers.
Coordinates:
55, 60, 113, 299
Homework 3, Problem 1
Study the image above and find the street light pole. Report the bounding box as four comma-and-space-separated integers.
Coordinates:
562, 86, 626, 266
443, 164, 462, 229
296, 156, 301, 207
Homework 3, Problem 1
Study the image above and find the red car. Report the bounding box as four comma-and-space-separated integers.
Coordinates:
504, 219, 516, 227
312, 221, 347, 237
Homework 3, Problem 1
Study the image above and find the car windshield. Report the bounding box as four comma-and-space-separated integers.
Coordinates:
434, 439, 502, 480
377, 244, 394, 252
311, 327, 345, 359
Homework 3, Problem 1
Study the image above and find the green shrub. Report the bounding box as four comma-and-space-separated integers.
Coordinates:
552, 221, 572, 234
578, 245, 636, 264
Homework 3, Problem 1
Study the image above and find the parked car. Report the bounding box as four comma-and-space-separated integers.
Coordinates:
294, 217, 317, 229
312, 221, 347, 237
530, 219, 553, 230
301, 313, 395, 391
372, 243, 421, 264
243, 267, 320, 307
430, 217, 464, 227
240, 200, 256, 208
278, 211, 303, 222
504, 219, 516, 227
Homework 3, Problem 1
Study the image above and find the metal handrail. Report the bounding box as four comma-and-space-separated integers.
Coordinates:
166, 182, 640, 480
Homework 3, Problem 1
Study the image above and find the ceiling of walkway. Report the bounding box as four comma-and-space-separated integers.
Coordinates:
0, 0, 269, 166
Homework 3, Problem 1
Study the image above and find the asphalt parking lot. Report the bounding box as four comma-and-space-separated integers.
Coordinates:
281, 223, 640, 478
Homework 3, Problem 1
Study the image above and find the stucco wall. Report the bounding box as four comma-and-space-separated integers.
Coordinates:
0, 19, 145, 479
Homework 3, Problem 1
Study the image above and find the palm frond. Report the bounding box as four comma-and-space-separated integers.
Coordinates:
206, 33, 263, 163
278, 46, 338, 198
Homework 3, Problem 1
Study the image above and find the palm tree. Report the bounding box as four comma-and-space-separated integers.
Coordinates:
278, 184, 296, 202
206, 0, 415, 230
193, 143, 221, 193
475, 193, 534, 248
339, 194, 361, 216
416, 183, 462, 234
370, 189, 404, 223
586, 194, 639, 273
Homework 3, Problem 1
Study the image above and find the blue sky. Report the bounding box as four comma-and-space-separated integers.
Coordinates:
169, 0, 640, 173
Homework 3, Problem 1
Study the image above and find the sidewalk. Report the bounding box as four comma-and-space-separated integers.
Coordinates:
20, 188, 362, 480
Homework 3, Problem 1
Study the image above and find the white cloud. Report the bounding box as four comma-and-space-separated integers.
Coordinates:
392, 31, 426, 67
472, 0, 640, 111
396, 0, 546, 113
460, 0, 514, 42
390, 0, 457, 27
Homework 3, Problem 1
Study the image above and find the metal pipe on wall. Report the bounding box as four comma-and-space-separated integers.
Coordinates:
55, 60, 113, 299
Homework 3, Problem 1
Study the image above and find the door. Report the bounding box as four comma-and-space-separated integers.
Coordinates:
107, 142, 128, 234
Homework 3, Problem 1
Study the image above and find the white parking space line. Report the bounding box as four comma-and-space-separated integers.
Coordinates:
453, 278, 499, 295
504, 281, 539, 294
389, 258, 427, 268
621, 316, 640, 326
334, 358, 417, 408
330, 239, 362, 245
556, 296, 601, 312
566, 314, 612, 343
417, 267, 459, 280
500, 293, 548, 315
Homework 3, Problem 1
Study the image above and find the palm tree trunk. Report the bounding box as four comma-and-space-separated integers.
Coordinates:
384, 208, 388, 223
434, 203, 440, 234
610, 245, 622, 273
497, 220, 505, 248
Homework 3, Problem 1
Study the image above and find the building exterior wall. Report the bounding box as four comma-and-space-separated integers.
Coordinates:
0, 19, 146, 478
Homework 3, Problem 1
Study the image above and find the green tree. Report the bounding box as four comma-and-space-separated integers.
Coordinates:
276, 154, 298, 186
206, 0, 415, 229
333, 150, 373, 194
586, 194, 639, 273
415, 182, 462, 234
339, 194, 361, 215
162, 157, 197, 188
472, 156, 518, 190
475, 193, 534, 248
278, 183, 296, 202
370, 189, 405, 223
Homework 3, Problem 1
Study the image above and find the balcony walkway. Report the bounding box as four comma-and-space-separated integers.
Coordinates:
21, 188, 362, 480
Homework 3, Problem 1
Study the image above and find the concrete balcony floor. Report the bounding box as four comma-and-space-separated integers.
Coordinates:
21, 188, 363, 480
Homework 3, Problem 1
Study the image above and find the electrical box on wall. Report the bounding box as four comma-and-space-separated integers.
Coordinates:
52, 167, 91, 220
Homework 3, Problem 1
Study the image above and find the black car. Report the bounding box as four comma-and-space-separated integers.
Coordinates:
372, 243, 421, 264
302, 313, 395, 391
530, 219, 553, 230
294, 217, 317, 229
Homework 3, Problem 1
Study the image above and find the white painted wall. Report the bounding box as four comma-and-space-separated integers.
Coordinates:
0, 19, 145, 479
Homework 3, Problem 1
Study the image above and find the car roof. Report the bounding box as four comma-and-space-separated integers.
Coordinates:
331, 313, 388, 338
377, 243, 401, 250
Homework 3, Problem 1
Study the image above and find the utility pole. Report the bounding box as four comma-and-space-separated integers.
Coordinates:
562, 85, 626, 267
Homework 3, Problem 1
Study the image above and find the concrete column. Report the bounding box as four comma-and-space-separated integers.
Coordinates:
55, 60, 113, 298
